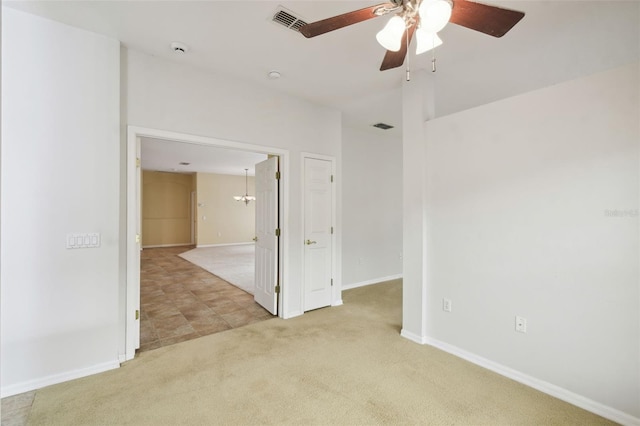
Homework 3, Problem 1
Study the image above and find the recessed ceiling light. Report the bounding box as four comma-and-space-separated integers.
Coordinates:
268, 70, 281, 79
171, 41, 189, 54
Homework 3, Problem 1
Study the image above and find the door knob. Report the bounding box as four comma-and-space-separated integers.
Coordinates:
305, 239, 317, 245
253, 236, 258, 242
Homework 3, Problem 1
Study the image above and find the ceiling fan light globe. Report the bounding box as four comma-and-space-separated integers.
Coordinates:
376, 15, 405, 52
418, 0, 452, 33
416, 29, 443, 54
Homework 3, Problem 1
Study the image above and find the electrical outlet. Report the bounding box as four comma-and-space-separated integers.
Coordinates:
442, 298, 452, 312
515, 316, 527, 333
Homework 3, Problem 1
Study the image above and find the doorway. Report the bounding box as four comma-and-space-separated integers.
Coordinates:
302, 154, 336, 312
138, 245, 273, 352
125, 126, 290, 360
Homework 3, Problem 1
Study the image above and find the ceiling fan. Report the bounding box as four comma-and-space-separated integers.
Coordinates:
299, 0, 525, 71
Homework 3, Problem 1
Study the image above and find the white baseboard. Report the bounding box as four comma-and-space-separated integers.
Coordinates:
196, 242, 254, 248
1, 360, 120, 398
419, 336, 640, 426
332, 299, 344, 307
400, 328, 427, 345
283, 310, 303, 320
142, 243, 191, 249
342, 274, 403, 290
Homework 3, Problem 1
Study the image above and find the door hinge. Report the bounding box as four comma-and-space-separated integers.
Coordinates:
275, 285, 281, 294
331, 226, 334, 234
136, 158, 141, 168
331, 175, 334, 183
331, 278, 334, 287
275, 228, 281, 237
135, 309, 140, 320
275, 171, 281, 180
135, 234, 140, 243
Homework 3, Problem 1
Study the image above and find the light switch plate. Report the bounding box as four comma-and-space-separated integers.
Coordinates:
66, 233, 100, 249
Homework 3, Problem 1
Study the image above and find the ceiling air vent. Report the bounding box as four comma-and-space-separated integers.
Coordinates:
373, 123, 394, 130
272, 7, 307, 32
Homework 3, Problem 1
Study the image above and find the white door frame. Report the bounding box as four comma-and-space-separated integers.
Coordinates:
124, 126, 290, 361
300, 152, 340, 311
190, 191, 196, 245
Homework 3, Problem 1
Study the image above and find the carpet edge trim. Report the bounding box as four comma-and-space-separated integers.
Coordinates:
196, 242, 254, 248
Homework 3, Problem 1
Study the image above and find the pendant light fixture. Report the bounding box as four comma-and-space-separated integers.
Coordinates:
233, 169, 256, 206
375, 0, 451, 55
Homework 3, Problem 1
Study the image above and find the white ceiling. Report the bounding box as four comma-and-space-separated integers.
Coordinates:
5, 0, 639, 172
141, 137, 268, 175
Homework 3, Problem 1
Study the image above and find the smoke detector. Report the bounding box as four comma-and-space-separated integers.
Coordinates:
171, 41, 189, 54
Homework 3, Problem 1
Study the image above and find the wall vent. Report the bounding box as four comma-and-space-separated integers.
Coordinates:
373, 123, 394, 130
272, 7, 307, 32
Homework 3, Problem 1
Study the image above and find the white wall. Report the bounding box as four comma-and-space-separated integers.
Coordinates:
342, 125, 402, 288
418, 63, 639, 421
1, 8, 121, 396
196, 173, 256, 246
125, 50, 342, 317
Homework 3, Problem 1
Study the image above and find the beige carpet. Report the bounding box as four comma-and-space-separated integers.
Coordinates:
27, 280, 612, 425
179, 244, 254, 294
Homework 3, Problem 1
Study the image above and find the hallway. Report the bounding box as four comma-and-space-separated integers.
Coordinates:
140, 246, 274, 352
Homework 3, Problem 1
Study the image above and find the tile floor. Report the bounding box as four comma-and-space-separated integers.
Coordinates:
1, 391, 36, 426
1, 245, 273, 426
139, 245, 274, 352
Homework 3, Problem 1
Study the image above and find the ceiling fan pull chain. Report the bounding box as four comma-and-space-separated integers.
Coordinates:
431, 35, 437, 73
406, 26, 411, 81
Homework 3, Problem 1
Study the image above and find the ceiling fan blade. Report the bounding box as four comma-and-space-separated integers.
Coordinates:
380, 24, 416, 71
450, 0, 524, 38
300, 3, 397, 38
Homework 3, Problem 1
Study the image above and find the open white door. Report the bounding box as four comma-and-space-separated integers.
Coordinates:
254, 157, 279, 314
303, 157, 333, 311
